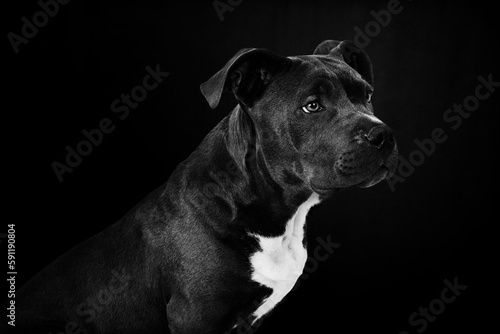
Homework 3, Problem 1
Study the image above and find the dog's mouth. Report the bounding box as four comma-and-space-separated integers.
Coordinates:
311, 145, 398, 194
354, 145, 398, 188
355, 164, 390, 188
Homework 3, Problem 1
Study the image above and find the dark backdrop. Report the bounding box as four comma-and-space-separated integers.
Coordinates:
4, 0, 499, 333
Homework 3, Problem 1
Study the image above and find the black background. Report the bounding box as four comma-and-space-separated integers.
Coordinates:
3, 0, 499, 333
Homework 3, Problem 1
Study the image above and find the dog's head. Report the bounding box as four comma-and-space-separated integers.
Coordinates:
200, 40, 398, 196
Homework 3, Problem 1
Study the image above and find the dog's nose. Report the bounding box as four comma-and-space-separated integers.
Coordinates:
363, 125, 394, 149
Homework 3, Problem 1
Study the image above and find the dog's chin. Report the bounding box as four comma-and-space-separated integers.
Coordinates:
310, 185, 338, 197
313, 166, 388, 193
311, 147, 399, 193
310, 166, 384, 194
355, 165, 389, 188
356, 150, 399, 188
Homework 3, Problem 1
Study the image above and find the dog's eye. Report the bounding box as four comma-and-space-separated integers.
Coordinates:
366, 90, 373, 103
302, 101, 324, 114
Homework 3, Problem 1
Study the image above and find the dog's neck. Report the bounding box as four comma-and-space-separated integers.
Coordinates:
227, 105, 314, 232
164, 105, 313, 237
228, 104, 312, 196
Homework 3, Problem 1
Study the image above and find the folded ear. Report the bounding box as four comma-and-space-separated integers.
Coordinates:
314, 39, 374, 86
313, 40, 342, 56
200, 48, 288, 109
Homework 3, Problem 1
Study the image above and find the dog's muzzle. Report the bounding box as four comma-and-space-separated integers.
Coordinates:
356, 124, 398, 188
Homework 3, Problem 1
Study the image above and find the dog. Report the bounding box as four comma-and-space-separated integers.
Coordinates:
3, 39, 397, 334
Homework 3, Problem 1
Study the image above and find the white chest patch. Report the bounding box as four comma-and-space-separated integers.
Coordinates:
249, 193, 321, 322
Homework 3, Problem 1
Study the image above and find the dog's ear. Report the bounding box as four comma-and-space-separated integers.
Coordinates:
313, 40, 342, 56
314, 40, 374, 86
200, 48, 288, 109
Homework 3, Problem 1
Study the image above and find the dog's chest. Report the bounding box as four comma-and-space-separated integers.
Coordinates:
249, 193, 320, 321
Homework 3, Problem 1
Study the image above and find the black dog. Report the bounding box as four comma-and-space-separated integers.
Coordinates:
4, 39, 397, 334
